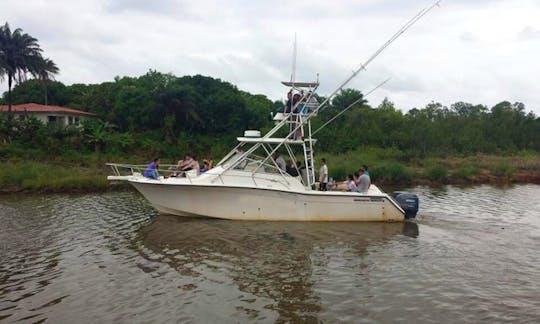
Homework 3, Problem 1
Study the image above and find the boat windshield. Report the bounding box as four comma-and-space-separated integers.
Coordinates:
220, 150, 287, 175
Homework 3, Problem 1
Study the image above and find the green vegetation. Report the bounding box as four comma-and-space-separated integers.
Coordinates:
0, 161, 109, 193
0, 72, 538, 192
425, 164, 448, 181
324, 148, 539, 186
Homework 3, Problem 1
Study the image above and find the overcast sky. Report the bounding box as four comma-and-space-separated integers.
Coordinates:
1, 0, 539, 114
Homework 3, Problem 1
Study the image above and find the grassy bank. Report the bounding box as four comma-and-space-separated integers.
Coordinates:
0, 149, 539, 194
323, 148, 540, 186
0, 160, 111, 193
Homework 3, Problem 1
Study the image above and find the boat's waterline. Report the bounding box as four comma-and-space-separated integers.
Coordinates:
129, 179, 405, 222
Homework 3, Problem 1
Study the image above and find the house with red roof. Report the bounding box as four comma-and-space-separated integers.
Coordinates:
0, 103, 95, 126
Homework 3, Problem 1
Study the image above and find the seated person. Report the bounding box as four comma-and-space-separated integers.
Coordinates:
179, 154, 194, 171
356, 168, 371, 193
143, 158, 160, 179
274, 154, 286, 172
286, 160, 300, 177
169, 155, 188, 177
346, 174, 357, 191
184, 155, 200, 175
200, 159, 213, 173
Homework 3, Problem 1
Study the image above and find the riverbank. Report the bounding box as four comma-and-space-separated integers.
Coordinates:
323, 149, 540, 187
0, 152, 539, 194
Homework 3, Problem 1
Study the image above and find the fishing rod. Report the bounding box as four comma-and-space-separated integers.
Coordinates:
312, 77, 391, 136
312, 0, 442, 117
222, 1, 442, 174
288, 0, 443, 139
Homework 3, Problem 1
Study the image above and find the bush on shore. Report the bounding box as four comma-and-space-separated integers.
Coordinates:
0, 161, 109, 193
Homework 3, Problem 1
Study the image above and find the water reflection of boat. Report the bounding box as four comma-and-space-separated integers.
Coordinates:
106, 3, 441, 221
136, 216, 419, 322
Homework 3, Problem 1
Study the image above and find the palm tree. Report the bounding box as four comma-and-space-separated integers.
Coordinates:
35, 57, 59, 105
0, 22, 58, 117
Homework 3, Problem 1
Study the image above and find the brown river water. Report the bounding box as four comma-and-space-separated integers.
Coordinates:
0, 184, 539, 323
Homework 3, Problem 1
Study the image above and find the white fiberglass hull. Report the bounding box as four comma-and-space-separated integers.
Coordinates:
128, 179, 405, 222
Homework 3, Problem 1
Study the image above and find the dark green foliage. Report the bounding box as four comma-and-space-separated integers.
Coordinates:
1, 70, 539, 167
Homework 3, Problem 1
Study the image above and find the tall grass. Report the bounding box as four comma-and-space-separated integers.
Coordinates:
323, 147, 413, 182
0, 161, 109, 192
451, 165, 479, 180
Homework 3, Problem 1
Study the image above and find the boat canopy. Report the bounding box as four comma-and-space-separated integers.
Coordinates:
281, 81, 319, 88
236, 137, 305, 144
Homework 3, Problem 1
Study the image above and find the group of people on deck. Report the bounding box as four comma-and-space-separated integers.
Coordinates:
143, 155, 213, 179
346, 165, 371, 193
318, 159, 371, 193
275, 154, 304, 177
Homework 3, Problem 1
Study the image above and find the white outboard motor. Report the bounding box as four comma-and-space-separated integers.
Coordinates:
392, 192, 419, 219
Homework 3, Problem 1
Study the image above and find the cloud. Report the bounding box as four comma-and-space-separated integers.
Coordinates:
519, 26, 540, 40
1, 0, 539, 115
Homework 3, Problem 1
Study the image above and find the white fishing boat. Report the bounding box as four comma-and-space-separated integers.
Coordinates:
107, 1, 442, 221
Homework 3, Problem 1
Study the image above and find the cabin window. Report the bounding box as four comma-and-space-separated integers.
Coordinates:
47, 116, 57, 124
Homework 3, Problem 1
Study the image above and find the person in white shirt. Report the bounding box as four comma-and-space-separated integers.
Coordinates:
346, 174, 357, 191
319, 158, 328, 191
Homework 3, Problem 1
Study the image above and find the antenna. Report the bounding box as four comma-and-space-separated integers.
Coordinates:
290, 33, 297, 85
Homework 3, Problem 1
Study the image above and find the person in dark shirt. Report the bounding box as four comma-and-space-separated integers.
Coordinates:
144, 158, 160, 179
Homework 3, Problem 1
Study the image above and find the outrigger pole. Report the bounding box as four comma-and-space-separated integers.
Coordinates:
218, 0, 442, 176
313, 0, 442, 117
312, 77, 391, 136
281, 0, 443, 143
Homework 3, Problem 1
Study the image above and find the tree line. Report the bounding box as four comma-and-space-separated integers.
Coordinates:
1, 71, 539, 161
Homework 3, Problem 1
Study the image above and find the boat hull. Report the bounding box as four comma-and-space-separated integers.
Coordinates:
129, 181, 405, 222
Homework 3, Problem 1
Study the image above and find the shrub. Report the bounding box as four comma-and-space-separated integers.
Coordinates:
0, 161, 109, 192
370, 162, 413, 183
426, 164, 447, 181
492, 162, 515, 177
452, 165, 478, 179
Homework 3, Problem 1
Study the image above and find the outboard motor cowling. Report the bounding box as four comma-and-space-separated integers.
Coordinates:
392, 192, 419, 219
